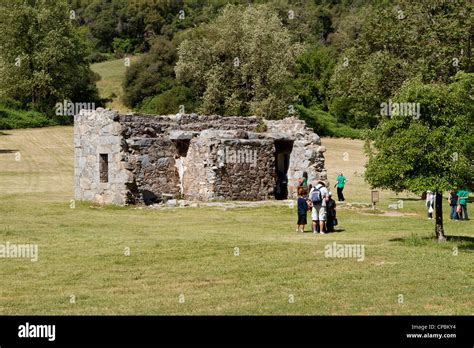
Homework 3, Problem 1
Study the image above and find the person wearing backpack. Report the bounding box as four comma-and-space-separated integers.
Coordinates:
310, 181, 328, 234
448, 191, 459, 222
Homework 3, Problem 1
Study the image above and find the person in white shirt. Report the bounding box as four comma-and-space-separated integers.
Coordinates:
309, 181, 329, 234
426, 191, 435, 219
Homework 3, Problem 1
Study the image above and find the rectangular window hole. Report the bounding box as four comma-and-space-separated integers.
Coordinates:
100, 153, 108, 183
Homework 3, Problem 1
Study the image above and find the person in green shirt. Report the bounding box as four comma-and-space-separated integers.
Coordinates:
298, 171, 308, 185
456, 189, 469, 220
334, 173, 347, 202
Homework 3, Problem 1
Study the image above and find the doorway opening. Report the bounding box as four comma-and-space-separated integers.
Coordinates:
173, 139, 191, 196
274, 140, 293, 200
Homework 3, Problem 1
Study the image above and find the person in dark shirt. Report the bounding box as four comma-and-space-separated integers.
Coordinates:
326, 192, 337, 232
448, 191, 459, 221
296, 187, 308, 233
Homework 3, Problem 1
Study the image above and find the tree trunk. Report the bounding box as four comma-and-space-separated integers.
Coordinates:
435, 192, 446, 242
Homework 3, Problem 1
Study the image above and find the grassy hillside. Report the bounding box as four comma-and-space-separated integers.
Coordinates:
0, 128, 472, 315
91, 56, 140, 113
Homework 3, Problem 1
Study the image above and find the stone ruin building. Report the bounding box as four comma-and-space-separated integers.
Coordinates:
74, 109, 327, 205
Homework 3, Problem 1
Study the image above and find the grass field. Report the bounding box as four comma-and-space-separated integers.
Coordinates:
0, 127, 472, 315
91, 56, 140, 112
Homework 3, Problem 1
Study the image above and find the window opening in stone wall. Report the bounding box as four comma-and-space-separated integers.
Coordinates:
99, 153, 108, 183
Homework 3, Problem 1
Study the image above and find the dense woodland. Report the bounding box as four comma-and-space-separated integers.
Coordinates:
0, 0, 472, 136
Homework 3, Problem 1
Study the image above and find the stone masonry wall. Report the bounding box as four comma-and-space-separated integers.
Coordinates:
119, 114, 262, 138
215, 138, 275, 200
181, 130, 275, 201
181, 133, 217, 201
74, 109, 132, 205
74, 110, 326, 204
124, 136, 181, 204
265, 117, 327, 198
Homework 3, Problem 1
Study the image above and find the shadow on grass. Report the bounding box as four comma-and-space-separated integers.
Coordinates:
446, 235, 474, 251
301, 229, 345, 233
390, 234, 474, 251
388, 197, 422, 202
0, 149, 18, 154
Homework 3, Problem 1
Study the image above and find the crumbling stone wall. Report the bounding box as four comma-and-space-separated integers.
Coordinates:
74, 109, 132, 204
125, 137, 181, 203
181, 130, 275, 201
120, 114, 262, 136
74, 109, 326, 205
215, 138, 275, 200
266, 117, 327, 197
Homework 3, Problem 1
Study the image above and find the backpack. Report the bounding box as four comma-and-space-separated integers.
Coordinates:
311, 188, 322, 204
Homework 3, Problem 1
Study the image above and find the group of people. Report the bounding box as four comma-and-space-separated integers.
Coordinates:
447, 189, 469, 221
297, 174, 469, 230
296, 172, 347, 234
423, 190, 470, 221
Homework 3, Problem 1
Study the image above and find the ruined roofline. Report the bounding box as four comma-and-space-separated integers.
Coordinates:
109, 111, 267, 137
118, 112, 262, 125
78, 109, 307, 130
76, 108, 319, 143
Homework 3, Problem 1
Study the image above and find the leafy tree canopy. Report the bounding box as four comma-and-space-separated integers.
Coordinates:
0, 0, 101, 112
364, 71, 473, 239
329, 0, 473, 128
175, 4, 304, 119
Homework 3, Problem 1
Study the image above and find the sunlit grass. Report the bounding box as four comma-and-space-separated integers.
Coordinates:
0, 127, 472, 315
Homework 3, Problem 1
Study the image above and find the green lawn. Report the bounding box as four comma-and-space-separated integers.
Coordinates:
0, 127, 472, 315
91, 56, 140, 112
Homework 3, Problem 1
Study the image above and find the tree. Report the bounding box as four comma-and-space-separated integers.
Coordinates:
175, 4, 304, 119
329, 49, 410, 128
329, 0, 473, 128
0, 0, 101, 112
287, 45, 337, 110
364, 72, 473, 241
138, 86, 198, 115
122, 36, 178, 108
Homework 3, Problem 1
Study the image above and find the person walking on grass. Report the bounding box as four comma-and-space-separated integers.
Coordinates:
457, 188, 469, 221
296, 187, 308, 233
334, 173, 347, 202
448, 191, 459, 222
426, 191, 435, 219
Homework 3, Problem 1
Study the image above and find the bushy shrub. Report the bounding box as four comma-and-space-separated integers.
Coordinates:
138, 86, 198, 115
0, 104, 54, 129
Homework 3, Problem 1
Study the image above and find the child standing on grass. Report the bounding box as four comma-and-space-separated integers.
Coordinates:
296, 187, 308, 233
